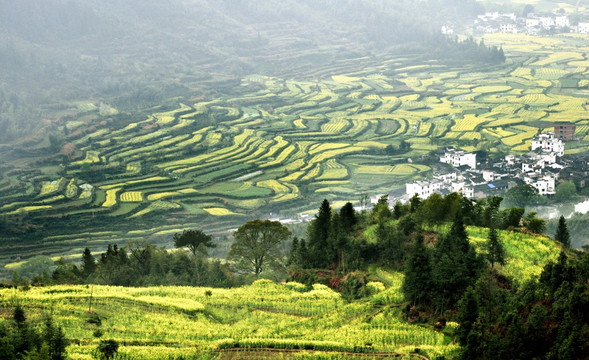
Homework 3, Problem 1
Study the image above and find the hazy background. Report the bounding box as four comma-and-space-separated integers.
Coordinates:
0, 0, 484, 142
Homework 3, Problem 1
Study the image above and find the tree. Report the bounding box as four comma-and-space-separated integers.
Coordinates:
402, 234, 432, 305
339, 202, 357, 232
456, 286, 478, 346
307, 199, 333, 268
431, 213, 484, 311
97, 339, 119, 359
554, 215, 570, 248
81, 248, 96, 279
498, 207, 524, 229
42, 317, 67, 360
487, 227, 505, 267
504, 184, 545, 208
126, 240, 155, 276
554, 181, 576, 203
371, 195, 391, 223
17, 256, 54, 279
523, 212, 546, 234
173, 229, 216, 258
228, 220, 291, 276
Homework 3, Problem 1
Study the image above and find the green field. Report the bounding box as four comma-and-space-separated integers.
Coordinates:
0, 221, 563, 359
0, 279, 454, 360
1, 33, 589, 268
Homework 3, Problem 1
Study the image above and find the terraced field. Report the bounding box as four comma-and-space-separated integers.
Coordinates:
0, 276, 458, 360
1, 33, 589, 268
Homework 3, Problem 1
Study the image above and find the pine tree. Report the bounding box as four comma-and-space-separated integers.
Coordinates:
554, 215, 570, 248
307, 199, 332, 268
339, 202, 356, 233
81, 248, 96, 279
296, 239, 310, 269
432, 213, 483, 311
287, 238, 299, 266
487, 227, 505, 267
456, 287, 478, 345
402, 234, 433, 305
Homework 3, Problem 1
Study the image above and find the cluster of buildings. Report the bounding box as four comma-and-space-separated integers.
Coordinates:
464, 11, 589, 35
404, 127, 577, 201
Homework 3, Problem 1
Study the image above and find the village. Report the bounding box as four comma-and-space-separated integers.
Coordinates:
400, 121, 587, 203
442, 10, 589, 35
267, 121, 588, 225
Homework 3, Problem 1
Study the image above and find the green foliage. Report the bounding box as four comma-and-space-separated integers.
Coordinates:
0, 307, 67, 360
487, 227, 505, 267
81, 248, 96, 279
371, 195, 392, 223
554, 215, 570, 248
554, 181, 577, 203
97, 339, 119, 359
458, 251, 589, 360
173, 229, 216, 258
307, 199, 333, 268
497, 207, 525, 229
228, 219, 291, 276
431, 215, 484, 311
523, 212, 546, 234
17, 256, 55, 279
402, 234, 433, 306
504, 184, 547, 208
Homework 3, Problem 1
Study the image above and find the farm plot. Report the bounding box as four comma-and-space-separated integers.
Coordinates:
120, 191, 143, 202
4, 32, 589, 257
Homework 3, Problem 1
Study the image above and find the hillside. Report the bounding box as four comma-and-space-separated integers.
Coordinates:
1, 31, 589, 270
0, 224, 565, 360
0, 0, 485, 142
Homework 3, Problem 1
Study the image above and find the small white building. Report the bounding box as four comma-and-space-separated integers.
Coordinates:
526, 18, 541, 30
578, 22, 589, 34
531, 132, 564, 157
505, 154, 517, 166
482, 170, 506, 182
440, 148, 477, 169
433, 172, 458, 183
441, 26, 454, 35
406, 180, 442, 198
538, 16, 555, 29
555, 15, 570, 28
500, 23, 517, 33
462, 185, 475, 199
523, 160, 544, 173
525, 175, 556, 195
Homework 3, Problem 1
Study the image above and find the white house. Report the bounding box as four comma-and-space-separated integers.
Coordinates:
531, 132, 564, 156
579, 22, 589, 34
462, 185, 475, 199
526, 18, 541, 30
482, 170, 507, 182
406, 180, 442, 198
500, 23, 517, 33
525, 175, 556, 195
523, 160, 544, 174
505, 154, 517, 166
440, 148, 477, 169
433, 172, 458, 183
441, 26, 454, 35
555, 15, 570, 28
537, 16, 555, 29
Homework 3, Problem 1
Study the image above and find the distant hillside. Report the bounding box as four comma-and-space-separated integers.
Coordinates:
0, 0, 485, 142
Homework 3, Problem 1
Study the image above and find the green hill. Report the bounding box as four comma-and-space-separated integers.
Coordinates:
0, 222, 566, 360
